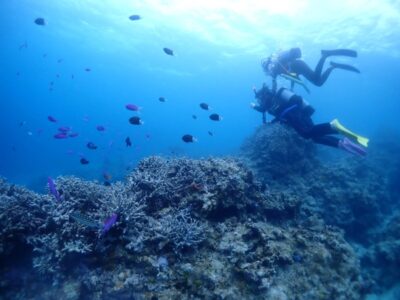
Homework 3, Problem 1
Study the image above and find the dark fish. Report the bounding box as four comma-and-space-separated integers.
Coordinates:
34, 18, 46, 26
125, 137, 132, 147
87, 142, 98, 150
80, 158, 89, 165
57, 59, 63, 63
208, 131, 213, 136
85, 68, 91, 72
209, 113, 222, 121
47, 177, 61, 201
200, 103, 210, 110
125, 104, 140, 111
104, 181, 111, 187
163, 47, 174, 56
182, 134, 196, 143
54, 133, 68, 139
69, 132, 79, 138
19, 121, 27, 127
129, 15, 141, 21
19, 41, 28, 50
58, 126, 71, 132
129, 116, 142, 125
102, 213, 118, 235
159, 97, 166, 102
48, 115, 57, 123
192, 115, 197, 120
71, 74, 74, 79
103, 172, 112, 181
96, 125, 105, 131
43, 53, 47, 58
70, 213, 100, 229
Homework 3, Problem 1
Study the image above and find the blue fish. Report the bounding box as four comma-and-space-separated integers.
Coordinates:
102, 213, 118, 235
47, 177, 61, 201
129, 15, 141, 21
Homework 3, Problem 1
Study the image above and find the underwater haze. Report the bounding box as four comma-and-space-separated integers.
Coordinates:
1, 0, 400, 189
1, 1, 400, 299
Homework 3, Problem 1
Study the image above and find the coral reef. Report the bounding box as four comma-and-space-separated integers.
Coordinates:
240, 123, 318, 182
240, 123, 400, 296
0, 155, 363, 299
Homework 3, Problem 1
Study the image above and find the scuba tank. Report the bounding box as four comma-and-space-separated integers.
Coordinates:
270, 88, 315, 118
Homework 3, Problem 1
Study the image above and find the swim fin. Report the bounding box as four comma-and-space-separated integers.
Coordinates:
321, 49, 358, 57
330, 119, 369, 147
330, 62, 360, 73
338, 138, 367, 156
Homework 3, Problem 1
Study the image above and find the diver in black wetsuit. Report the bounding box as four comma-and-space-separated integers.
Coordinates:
250, 84, 368, 156
262, 48, 360, 91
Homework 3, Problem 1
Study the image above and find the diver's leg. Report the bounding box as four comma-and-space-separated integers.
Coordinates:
308, 123, 336, 137
290, 60, 321, 86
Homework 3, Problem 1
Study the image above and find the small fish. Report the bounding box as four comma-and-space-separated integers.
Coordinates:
145, 133, 151, 139
159, 97, 166, 102
129, 15, 141, 21
69, 132, 79, 138
54, 133, 68, 139
200, 103, 210, 110
163, 47, 174, 56
192, 115, 197, 120
103, 172, 112, 181
58, 126, 71, 132
96, 125, 105, 132
182, 134, 196, 143
208, 131, 213, 136
70, 213, 100, 229
50, 81, 54, 86
56, 74, 60, 78
27, 131, 33, 136
104, 181, 111, 187
19, 121, 27, 127
34, 18, 46, 26
125, 104, 141, 111
125, 137, 132, 147
82, 115, 90, 122
102, 213, 118, 235
80, 158, 89, 165
87, 142, 98, 150
209, 113, 222, 121
48, 115, 57, 123
71, 74, 74, 79
57, 59, 63, 63
47, 177, 61, 201
19, 41, 28, 50
129, 116, 143, 125
85, 68, 91, 72
43, 53, 47, 58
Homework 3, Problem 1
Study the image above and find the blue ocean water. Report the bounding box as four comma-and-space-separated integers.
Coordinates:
1, 2, 400, 299
1, 0, 399, 190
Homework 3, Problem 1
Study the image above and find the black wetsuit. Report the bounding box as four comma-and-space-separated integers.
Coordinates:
254, 87, 340, 148
267, 48, 359, 88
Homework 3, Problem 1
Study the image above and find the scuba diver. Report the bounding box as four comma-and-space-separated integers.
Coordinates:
250, 84, 369, 156
262, 48, 360, 92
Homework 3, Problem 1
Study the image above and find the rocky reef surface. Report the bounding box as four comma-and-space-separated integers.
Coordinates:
0, 153, 364, 299
241, 123, 400, 297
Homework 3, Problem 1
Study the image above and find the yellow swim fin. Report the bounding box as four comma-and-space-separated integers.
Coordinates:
330, 119, 369, 147
280, 73, 310, 93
